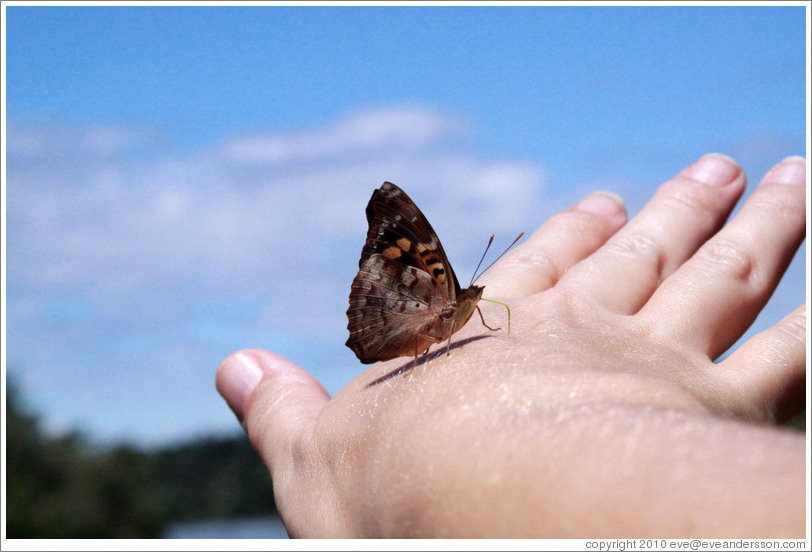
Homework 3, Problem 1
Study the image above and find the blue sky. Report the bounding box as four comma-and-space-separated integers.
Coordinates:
4, 5, 808, 447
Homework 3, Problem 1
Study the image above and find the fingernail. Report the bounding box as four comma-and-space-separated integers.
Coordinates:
574, 191, 626, 220
762, 156, 806, 186
216, 350, 264, 422
683, 153, 742, 187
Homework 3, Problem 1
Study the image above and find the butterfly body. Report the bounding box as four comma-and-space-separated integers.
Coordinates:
346, 182, 489, 364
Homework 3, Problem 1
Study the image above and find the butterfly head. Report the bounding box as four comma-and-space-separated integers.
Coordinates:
447, 284, 485, 330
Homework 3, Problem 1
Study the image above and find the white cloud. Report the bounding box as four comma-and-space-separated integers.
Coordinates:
5, 105, 547, 445
220, 105, 467, 166
11, 106, 545, 298
8, 122, 157, 160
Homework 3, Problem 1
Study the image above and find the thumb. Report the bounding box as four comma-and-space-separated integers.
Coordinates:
216, 348, 330, 474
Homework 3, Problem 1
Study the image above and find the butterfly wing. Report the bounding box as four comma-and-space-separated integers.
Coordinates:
346, 181, 477, 364
359, 182, 461, 300
346, 254, 445, 363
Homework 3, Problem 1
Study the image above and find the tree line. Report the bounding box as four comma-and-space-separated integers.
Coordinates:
5, 379, 277, 538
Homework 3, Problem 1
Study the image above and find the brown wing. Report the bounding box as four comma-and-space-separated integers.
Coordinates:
346, 254, 444, 363
359, 181, 461, 300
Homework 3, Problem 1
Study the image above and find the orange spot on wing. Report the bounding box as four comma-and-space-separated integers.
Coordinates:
382, 246, 402, 260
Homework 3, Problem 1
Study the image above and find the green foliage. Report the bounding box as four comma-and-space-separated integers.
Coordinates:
5, 377, 276, 538
153, 436, 276, 521
5, 379, 166, 537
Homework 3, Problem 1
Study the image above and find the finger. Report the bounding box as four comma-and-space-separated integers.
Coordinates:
216, 349, 265, 425
714, 305, 806, 422
558, 154, 746, 313
639, 157, 806, 358
476, 191, 627, 298
216, 349, 330, 475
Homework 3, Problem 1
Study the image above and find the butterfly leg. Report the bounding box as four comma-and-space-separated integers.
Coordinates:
444, 320, 457, 357
476, 305, 502, 332
404, 340, 431, 378
403, 339, 428, 378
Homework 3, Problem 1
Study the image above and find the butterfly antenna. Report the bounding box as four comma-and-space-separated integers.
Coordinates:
470, 232, 525, 284
469, 235, 495, 286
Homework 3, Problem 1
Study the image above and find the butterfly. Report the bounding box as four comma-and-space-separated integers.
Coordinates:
346, 181, 514, 367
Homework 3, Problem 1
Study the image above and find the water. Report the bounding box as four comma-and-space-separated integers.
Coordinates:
164, 515, 289, 539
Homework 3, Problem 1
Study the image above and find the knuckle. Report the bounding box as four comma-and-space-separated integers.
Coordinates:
694, 238, 757, 282
523, 250, 564, 286
747, 185, 805, 225
501, 246, 562, 288
605, 232, 665, 271
660, 178, 723, 218
775, 307, 806, 347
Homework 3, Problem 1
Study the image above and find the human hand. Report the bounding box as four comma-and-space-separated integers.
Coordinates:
217, 154, 806, 538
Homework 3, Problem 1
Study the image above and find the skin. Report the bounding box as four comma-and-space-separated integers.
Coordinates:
217, 154, 807, 538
